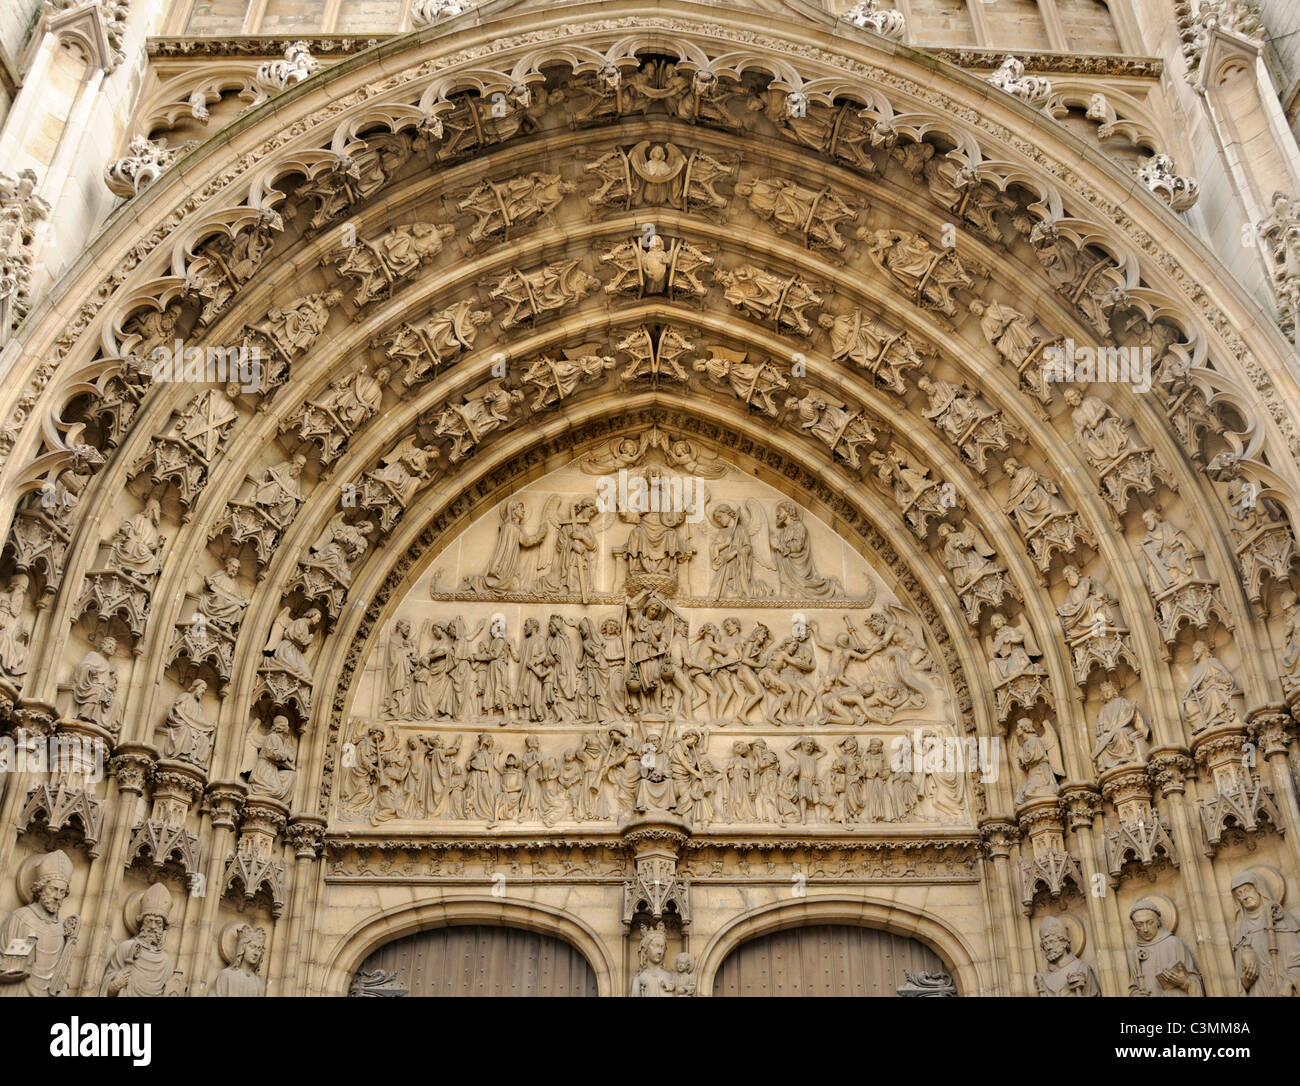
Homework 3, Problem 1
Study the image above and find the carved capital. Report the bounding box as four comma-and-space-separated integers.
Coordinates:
979, 816, 1020, 857
1247, 703, 1294, 758
109, 744, 156, 794
1059, 783, 1103, 831
1147, 746, 1193, 795
203, 779, 248, 830
287, 815, 327, 859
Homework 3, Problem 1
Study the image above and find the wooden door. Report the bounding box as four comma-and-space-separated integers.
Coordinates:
353, 924, 598, 997
712, 924, 952, 996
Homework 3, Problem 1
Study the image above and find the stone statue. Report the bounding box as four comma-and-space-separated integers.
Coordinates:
246, 716, 297, 800
0, 851, 78, 997
769, 500, 842, 597
862, 228, 972, 316
629, 922, 676, 996
1012, 717, 1063, 804
1127, 897, 1203, 997
1180, 640, 1244, 733
72, 636, 122, 734
382, 619, 416, 719
463, 499, 552, 593
1034, 915, 1101, 997
0, 572, 29, 679
210, 922, 267, 997
162, 679, 216, 768
1229, 868, 1300, 997
1091, 682, 1149, 772
101, 883, 174, 997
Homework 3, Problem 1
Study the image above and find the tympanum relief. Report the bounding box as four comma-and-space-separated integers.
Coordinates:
337, 457, 969, 831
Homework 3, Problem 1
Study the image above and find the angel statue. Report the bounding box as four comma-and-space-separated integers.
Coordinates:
536, 497, 608, 602
462, 498, 557, 594
262, 606, 320, 684
707, 500, 773, 600
1013, 717, 1064, 805
768, 500, 842, 598
986, 612, 1046, 688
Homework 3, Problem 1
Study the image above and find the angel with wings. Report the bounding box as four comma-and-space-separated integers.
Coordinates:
262, 606, 320, 684
708, 499, 774, 600
536, 497, 612, 602
522, 348, 615, 410
462, 497, 558, 594
1013, 717, 1064, 804
986, 612, 1046, 689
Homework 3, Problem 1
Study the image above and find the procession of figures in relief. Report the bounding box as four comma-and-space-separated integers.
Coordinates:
341, 459, 968, 828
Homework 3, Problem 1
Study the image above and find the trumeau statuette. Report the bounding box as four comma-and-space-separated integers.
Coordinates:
1091, 681, 1150, 773
210, 922, 267, 997
1127, 896, 1203, 997
819, 309, 923, 395
735, 176, 859, 252
1180, 640, 1245, 734
72, 635, 122, 736
456, 172, 575, 246
487, 260, 600, 328
1034, 915, 1101, 996
380, 301, 492, 388
1229, 867, 1300, 996
0, 851, 78, 997
694, 347, 790, 416
629, 921, 676, 997
332, 222, 455, 306
162, 679, 216, 769
862, 229, 973, 317
1012, 716, 1064, 804
918, 375, 1026, 473
101, 883, 174, 997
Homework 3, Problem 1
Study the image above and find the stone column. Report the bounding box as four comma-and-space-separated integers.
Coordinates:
1248, 704, 1300, 875
979, 816, 1026, 995
1148, 745, 1232, 996
1059, 783, 1122, 994
277, 814, 326, 996
72, 743, 153, 994
179, 780, 245, 994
